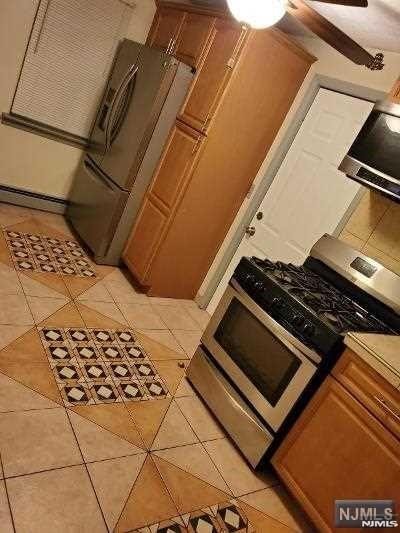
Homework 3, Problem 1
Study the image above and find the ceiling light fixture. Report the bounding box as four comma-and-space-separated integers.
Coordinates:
226, 0, 286, 29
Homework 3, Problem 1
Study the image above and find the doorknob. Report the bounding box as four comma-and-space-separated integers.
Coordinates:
245, 226, 256, 237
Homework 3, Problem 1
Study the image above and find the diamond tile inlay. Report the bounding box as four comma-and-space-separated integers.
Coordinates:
39, 327, 170, 406
132, 501, 254, 532
3, 230, 96, 277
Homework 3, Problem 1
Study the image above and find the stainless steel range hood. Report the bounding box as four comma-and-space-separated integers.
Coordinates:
339, 101, 400, 202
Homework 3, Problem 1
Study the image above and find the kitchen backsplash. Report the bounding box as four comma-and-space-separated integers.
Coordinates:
339, 190, 400, 275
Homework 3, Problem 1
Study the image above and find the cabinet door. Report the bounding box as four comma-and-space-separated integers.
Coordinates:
147, 8, 185, 52
179, 19, 247, 132
123, 198, 167, 282
272, 377, 400, 532
174, 13, 215, 67
148, 121, 204, 210
123, 121, 204, 284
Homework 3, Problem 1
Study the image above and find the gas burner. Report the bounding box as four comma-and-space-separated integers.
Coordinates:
250, 256, 395, 336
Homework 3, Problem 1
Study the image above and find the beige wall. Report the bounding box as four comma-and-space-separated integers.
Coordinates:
197, 35, 400, 304
340, 191, 400, 275
0, 0, 82, 200
125, 0, 156, 44
0, 0, 155, 200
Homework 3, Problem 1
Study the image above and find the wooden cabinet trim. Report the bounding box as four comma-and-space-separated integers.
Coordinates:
333, 348, 400, 439
272, 376, 400, 532
156, 0, 230, 18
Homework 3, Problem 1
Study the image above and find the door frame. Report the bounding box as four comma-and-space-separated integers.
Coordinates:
197, 74, 386, 308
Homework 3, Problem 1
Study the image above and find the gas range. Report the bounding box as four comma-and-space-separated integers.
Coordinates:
188, 234, 400, 467
234, 245, 400, 360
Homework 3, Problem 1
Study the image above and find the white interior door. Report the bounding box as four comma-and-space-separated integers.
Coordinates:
208, 89, 374, 313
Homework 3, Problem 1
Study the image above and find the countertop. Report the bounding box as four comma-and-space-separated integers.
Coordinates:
344, 333, 400, 389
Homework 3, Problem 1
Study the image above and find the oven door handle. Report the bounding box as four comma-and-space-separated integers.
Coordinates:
230, 279, 322, 365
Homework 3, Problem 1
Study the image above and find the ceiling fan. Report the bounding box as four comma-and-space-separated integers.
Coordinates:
226, 0, 384, 70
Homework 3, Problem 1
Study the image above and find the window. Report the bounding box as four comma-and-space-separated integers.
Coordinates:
8, 0, 133, 142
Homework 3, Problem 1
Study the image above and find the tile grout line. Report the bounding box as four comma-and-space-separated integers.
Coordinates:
149, 452, 245, 531
64, 407, 111, 532
146, 453, 187, 530
2, 460, 86, 482
111, 450, 151, 531
1, 452, 17, 533
167, 396, 238, 496
65, 404, 147, 454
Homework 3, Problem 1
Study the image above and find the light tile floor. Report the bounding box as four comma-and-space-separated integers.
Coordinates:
0, 202, 313, 532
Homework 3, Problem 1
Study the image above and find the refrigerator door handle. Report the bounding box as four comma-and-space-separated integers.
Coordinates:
83, 158, 119, 192
109, 67, 138, 147
105, 64, 139, 152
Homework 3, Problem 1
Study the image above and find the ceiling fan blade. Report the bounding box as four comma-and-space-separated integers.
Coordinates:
308, 0, 368, 7
287, 0, 381, 68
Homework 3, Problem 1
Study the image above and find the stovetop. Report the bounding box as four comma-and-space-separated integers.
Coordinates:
233, 256, 399, 360
251, 257, 394, 335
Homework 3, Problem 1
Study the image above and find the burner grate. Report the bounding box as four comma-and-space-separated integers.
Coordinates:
251, 257, 395, 335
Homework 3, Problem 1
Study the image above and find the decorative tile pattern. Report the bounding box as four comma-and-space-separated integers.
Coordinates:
39, 327, 170, 406
3, 230, 96, 277
135, 502, 254, 533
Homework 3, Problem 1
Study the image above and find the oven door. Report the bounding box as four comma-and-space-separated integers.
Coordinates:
202, 280, 319, 432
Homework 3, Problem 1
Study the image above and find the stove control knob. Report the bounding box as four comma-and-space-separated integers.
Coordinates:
254, 281, 264, 292
292, 314, 304, 326
271, 297, 283, 309
303, 322, 315, 337
244, 274, 256, 284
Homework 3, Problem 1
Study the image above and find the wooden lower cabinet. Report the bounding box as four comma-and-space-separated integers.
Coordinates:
123, 121, 205, 284
123, 197, 167, 282
272, 375, 400, 532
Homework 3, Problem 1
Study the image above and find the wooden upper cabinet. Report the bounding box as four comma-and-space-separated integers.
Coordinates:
389, 77, 400, 103
147, 8, 185, 52
174, 13, 215, 68
272, 376, 400, 532
179, 19, 247, 133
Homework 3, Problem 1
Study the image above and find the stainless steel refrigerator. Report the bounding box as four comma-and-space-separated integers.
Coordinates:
67, 39, 193, 265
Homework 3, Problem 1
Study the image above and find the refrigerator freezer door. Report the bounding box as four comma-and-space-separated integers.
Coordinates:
99, 46, 179, 191
90, 39, 142, 164
97, 62, 194, 265
67, 157, 129, 258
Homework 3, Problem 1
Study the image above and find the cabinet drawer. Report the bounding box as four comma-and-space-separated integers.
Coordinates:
333, 348, 400, 438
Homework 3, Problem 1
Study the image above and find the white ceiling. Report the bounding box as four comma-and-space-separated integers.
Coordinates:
298, 0, 400, 53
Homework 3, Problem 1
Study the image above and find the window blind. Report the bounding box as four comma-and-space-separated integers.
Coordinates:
11, 0, 132, 139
